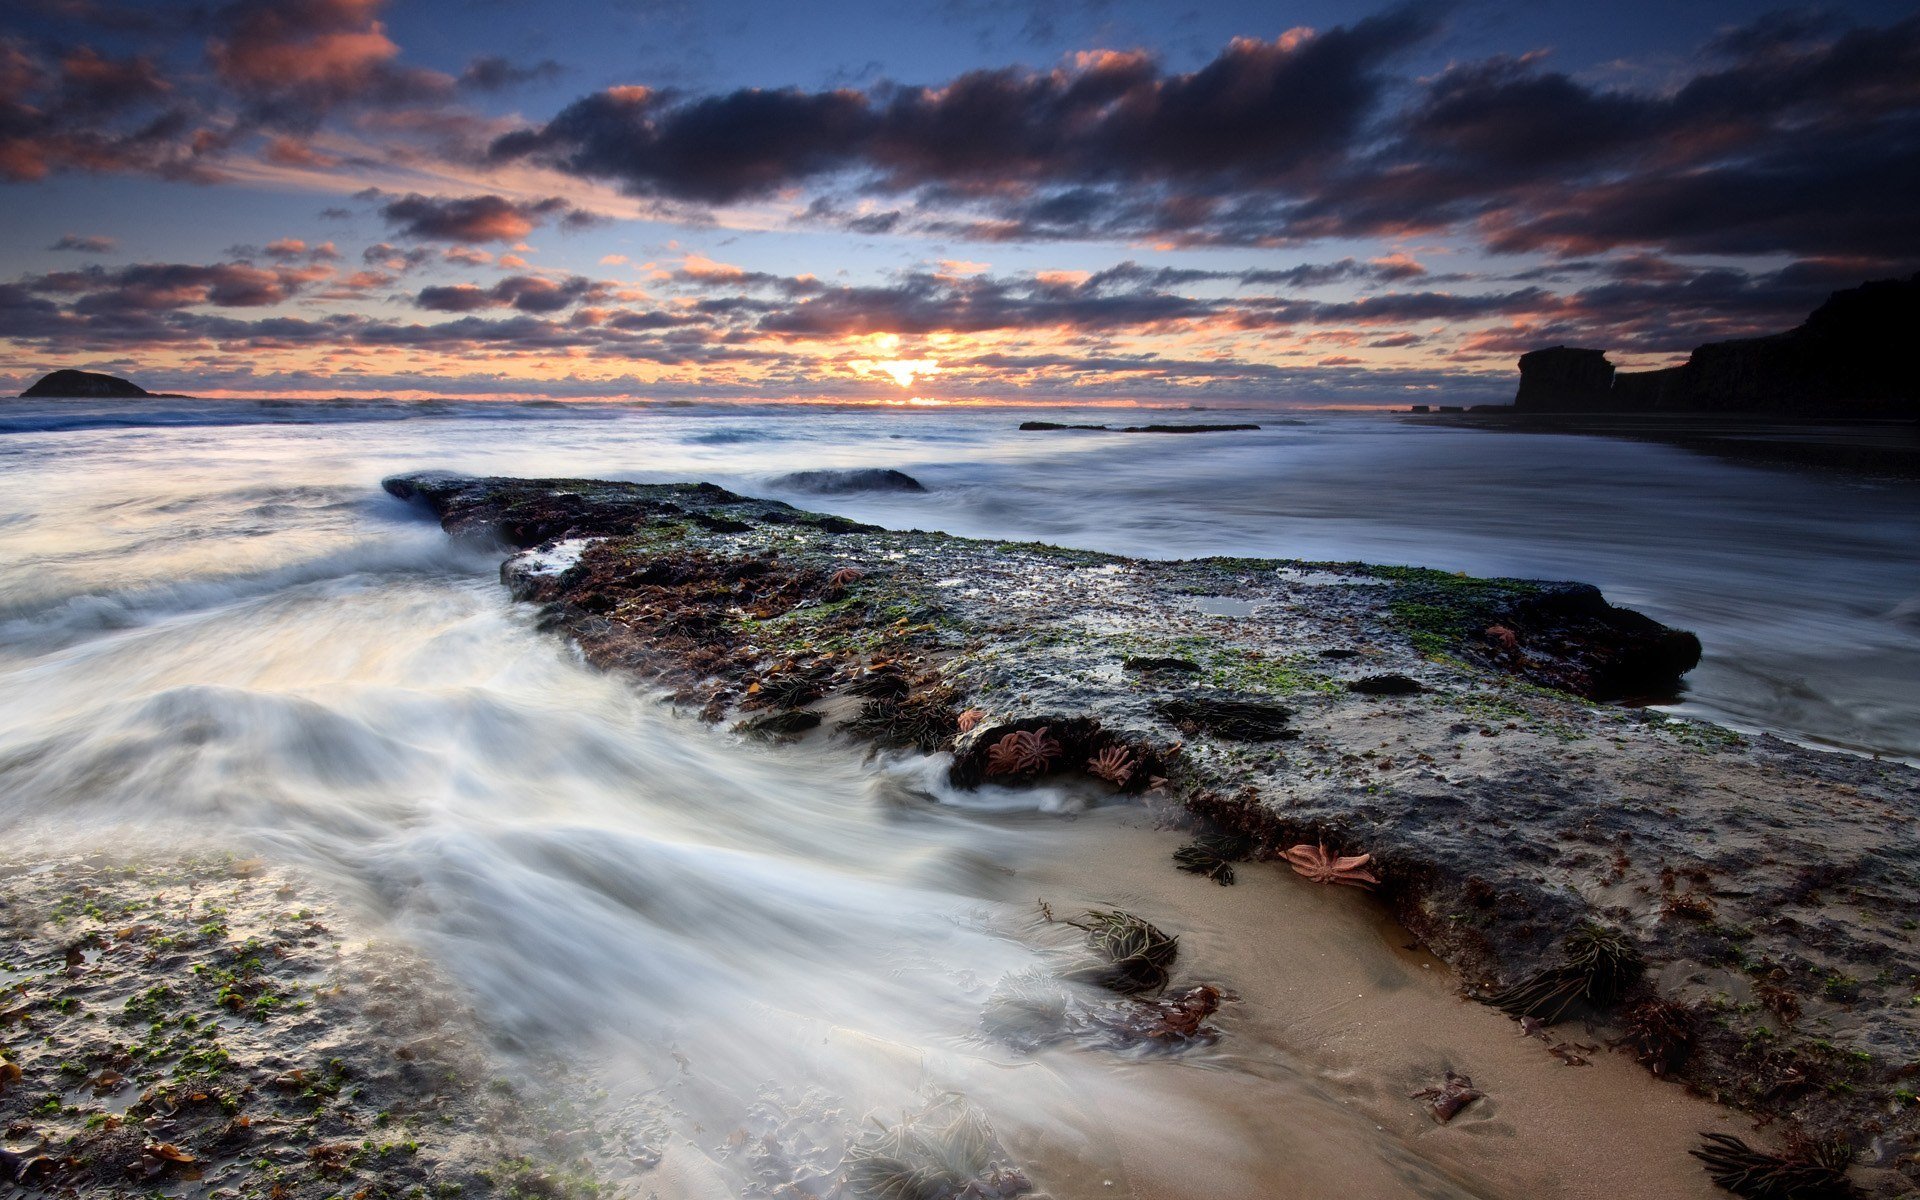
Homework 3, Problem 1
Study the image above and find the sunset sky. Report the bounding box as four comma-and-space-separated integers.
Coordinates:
3, 0, 1916, 404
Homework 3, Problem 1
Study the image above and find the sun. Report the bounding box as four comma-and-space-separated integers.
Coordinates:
848, 333, 941, 389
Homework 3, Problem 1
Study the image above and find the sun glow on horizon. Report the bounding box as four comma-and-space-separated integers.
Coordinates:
848, 333, 941, 389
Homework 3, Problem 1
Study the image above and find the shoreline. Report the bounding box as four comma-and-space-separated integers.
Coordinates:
382, 470, 1920, 1196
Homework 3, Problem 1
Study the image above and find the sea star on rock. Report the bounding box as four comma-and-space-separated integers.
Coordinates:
1086, 745, 1135, 787
1282, 843, 1380, 888
987, 726, 1061, 776
957, 708, 985, 732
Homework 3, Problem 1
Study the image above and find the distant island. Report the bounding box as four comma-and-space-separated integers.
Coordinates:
1511, 275, 1917, 416
19, 369, 191, 398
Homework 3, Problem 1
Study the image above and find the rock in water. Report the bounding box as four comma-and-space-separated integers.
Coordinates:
770, 468, 927, 494
20, 369, 153, 398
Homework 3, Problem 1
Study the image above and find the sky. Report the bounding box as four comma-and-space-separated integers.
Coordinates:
1, 0, 1916, 404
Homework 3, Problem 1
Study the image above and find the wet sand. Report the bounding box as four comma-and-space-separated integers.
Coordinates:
994, 806, 1738, 1200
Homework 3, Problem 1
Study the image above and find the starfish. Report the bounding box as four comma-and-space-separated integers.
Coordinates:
956, 708, 985, 733
986, 726, 1061, 776
1086, 745, 1135, 787
1282, 843, 1380, 887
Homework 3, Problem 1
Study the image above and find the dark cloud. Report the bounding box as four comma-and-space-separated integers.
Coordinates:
459, 56, 565, 93
491, 6, 1439, 204
1079, 256, 1426, 292
415, 274, 609, 313
371, 191, 598, 242
361, 241, 434, 270
24, 260, 327, 310
49, 233, 115, 252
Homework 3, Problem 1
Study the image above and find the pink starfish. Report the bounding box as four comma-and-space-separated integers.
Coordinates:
1283, 843, 1380, 888
986, 726, 1061, 776
1086, 745, 1135, 787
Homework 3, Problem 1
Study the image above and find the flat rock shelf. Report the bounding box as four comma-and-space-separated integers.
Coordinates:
386, 471, 1920, 1195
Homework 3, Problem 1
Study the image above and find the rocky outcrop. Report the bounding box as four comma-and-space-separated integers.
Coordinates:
385, 472, 1920, 1187
20, 369, 154, 398
1514, 274, 1920, 416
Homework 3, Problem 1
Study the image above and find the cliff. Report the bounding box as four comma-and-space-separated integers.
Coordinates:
1513, 347, 1614, 411
1514, 275, 1919, 416
20, 369, 154, 398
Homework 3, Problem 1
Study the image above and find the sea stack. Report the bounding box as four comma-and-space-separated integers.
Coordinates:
1513, 347, 1615, 411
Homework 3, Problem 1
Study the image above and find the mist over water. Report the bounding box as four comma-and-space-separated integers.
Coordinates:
0, 398, 1913, 1197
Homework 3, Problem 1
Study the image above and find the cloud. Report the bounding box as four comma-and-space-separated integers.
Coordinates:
489, 7, 1918, 267
262, 135, 342, 168
414, 274, 609, 313
207, 0, 453, 128
371, 191, 598, 242
0, 38, 221, 182
491, 6, 1438, 204
459, 56, 564, 93
24, 260, 327, 310
49, 233, 115, 252
262, 238, 341, 262
362, 242, 434, 270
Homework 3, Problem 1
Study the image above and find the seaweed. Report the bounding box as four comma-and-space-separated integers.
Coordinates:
842, 1095, 1030, 1200
752, 669, 833, 711
1690, 1133, 1856, 1199
1489, 923, 1643, 1021
841, 696, 960, 754
736, 710, 824, 740
1060, 909, 1179, 995
1615, 998, 1697, 1077
847, 669, 912, 702
1173, 833, 1250, 885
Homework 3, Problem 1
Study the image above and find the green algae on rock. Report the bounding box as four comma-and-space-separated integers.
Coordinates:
384, 471, 1920, 1193
0, 855, 621, 1199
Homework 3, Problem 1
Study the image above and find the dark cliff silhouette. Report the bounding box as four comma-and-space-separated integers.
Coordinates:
1514, 275, 1919, 417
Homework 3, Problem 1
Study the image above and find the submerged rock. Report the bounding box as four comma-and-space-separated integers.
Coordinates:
770, 467, 927, 493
